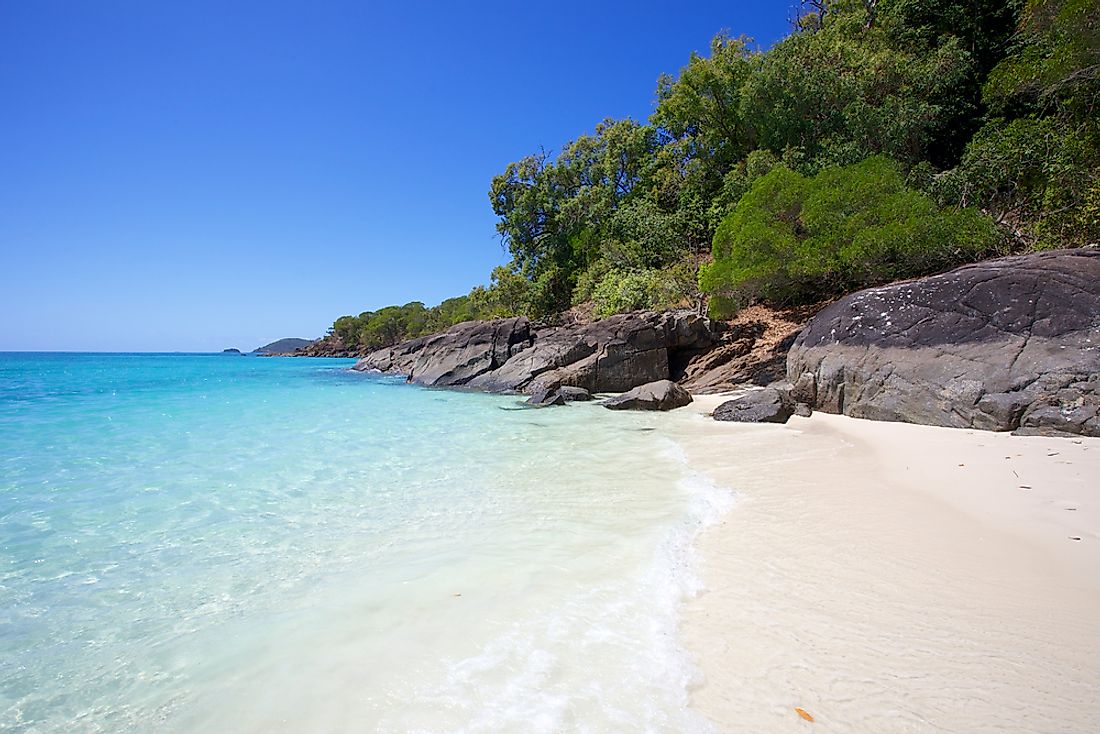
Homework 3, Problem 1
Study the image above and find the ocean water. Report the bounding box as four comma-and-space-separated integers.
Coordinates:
0, 353, 731, 733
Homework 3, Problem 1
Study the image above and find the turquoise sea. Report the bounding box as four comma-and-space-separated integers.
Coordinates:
0, 353, 730, 732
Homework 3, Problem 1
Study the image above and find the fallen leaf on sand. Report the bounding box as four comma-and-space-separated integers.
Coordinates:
795, 707, 814, 722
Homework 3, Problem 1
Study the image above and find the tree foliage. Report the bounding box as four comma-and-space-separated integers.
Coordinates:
700, 157, 1003, 312
480, 0, 1081, 320
952, 0, 1100, 247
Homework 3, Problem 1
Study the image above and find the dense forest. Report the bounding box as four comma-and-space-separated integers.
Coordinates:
327, 0, 1098, 353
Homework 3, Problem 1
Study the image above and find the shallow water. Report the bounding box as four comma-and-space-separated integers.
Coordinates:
0, 353, 729, 732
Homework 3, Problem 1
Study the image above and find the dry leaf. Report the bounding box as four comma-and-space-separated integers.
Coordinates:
795, 707, 814, 722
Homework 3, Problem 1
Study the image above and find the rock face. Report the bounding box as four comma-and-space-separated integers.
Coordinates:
354, 310, 714, 396
358, 317, 535, 387
787, 249, 1100, 436
525, 387, 567, 407
524, 385, 592, 407
557, 386, 593, 402
602, 380, 693, 411
713, 387, 795, 423
680, 304, 820, 392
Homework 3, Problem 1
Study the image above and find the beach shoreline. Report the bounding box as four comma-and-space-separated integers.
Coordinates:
675, 394, 1100, 732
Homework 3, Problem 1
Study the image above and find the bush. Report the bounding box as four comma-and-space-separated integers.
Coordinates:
589, 260, 700, 317
700, 156, 1003, 312
591, 269, 658, 317
944, 116, 1099, 247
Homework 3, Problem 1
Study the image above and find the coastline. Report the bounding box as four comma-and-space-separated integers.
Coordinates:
674, 394, 1100, 731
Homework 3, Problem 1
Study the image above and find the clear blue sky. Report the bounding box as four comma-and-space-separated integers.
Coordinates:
0, 1, 792, 351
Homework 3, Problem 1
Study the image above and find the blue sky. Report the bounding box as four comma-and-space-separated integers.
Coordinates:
0, 1, 792, 351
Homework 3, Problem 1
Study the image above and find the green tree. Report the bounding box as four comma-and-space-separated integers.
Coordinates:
700, 157, 1002, 312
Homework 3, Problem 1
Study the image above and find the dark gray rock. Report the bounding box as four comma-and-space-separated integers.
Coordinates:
795, 402, 813, 418
786, 249, 1100, 437
557, 386, 593, 402
791, 371, 817, 405
354, 311, 714, 397
712, 388, 795, 423
602, 380, 693, 411
1017, 388, 1100, 436
525, 386, 567, 407
525, 385, 594, 407
355, 317, 534, 387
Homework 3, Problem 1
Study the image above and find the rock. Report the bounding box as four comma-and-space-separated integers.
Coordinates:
786, 249, 1100, 437
680, 304, 818, 392
713, 388, 795, 423
557, 386, 593, 402
293, 336, 357, 357
791, 372, 817, 404
602, 380, 693, 411
525, 386, 567, 407
524, 384, 594, 407
1017, 388, 1100, 436
795, 402, 813, 418
355, 317, 534, 387
354, 310, 714, 396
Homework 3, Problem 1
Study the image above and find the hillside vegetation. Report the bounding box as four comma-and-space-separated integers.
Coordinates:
324, 0, 1098, 352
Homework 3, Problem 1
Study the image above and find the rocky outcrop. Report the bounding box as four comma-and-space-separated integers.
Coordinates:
354, 310, 714, 396
295, 336, 356, 357
712, 387, 795, 423
525, 385, 593, 407
557, 386, 594, 402
358, 317, 535, 387
602, 380, 693, 411
679, 304, 822, 392
787, 248, 1100, 437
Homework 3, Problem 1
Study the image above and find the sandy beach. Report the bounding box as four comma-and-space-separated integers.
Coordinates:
678, 394, 1100, 733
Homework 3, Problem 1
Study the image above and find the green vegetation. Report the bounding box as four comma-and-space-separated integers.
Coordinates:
699, 157, 1002, 313
330, 300, 481, 351
327, 0, 1097, 342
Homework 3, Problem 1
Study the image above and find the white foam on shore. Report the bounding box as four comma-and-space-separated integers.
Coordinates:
361, 433, 739, 734
6, 354, 757, 733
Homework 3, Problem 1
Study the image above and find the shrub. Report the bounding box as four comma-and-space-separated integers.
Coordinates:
700, 156, 1003, 312
591, 269, 658, 317
588, 260, 701, 317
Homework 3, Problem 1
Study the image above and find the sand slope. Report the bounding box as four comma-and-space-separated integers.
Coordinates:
677, 397, 1100, 733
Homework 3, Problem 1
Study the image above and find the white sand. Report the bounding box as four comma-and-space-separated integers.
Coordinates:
676, 394, 1100, 733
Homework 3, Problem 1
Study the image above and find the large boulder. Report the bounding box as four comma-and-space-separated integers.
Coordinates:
354, 317, 534, 386
355, 310, 714, 396
712, 387, 795, 423
602, 380, 693, 411
524, 385, 592, 407
787, 249, 1100, 436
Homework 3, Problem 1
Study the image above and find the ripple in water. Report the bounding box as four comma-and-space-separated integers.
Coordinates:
0, 353, 731, 732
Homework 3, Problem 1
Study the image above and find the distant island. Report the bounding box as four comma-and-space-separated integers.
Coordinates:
253, 338, 315, 355
222, 348, 242, 355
